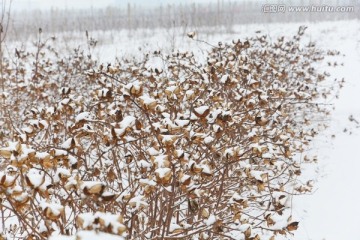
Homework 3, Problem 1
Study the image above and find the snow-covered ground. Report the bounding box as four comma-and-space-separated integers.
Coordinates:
292, 20, 360, 240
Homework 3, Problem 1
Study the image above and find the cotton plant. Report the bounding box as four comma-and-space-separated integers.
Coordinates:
0, 26, 343, 239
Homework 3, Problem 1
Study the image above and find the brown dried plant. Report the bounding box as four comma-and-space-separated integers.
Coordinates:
0, 26, 342, 240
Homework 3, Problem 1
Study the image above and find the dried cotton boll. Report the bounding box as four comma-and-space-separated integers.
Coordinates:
187, 31, 196, 39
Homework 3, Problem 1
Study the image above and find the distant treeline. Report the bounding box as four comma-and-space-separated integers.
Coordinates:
8, 0, 359, 40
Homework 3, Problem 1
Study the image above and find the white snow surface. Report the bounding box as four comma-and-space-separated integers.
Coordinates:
120, 116, 136, 129
194, 106, 209, 115
205, 214, 217, 226
75, 112, 91, 123
60, 138, 73, 149
292, 20, 360, 240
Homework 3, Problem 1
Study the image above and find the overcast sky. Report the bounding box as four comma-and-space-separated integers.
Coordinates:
10, 0, 222, 10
